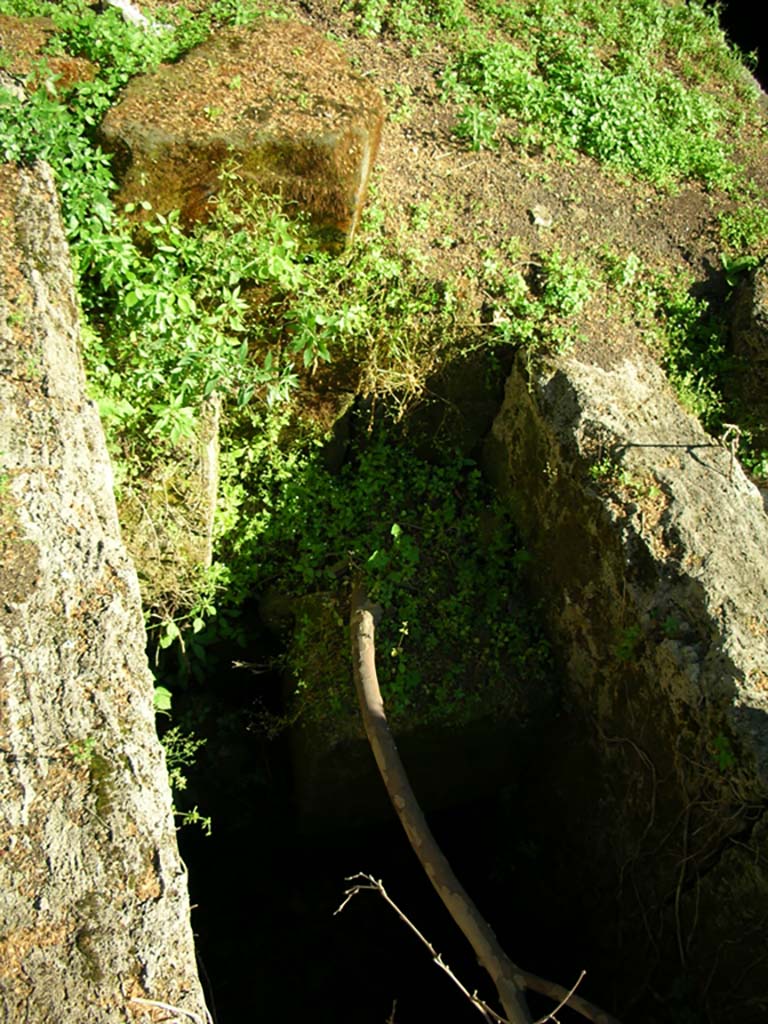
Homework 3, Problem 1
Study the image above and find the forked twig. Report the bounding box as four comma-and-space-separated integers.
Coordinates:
532, 972, 588, 1024
335, 873, 501, 1023
337, 873, 599, 1024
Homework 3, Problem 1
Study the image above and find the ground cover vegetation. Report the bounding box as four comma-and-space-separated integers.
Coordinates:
348, 0, 753, 184
213, 406, 551, 734
2, 0, 768, 823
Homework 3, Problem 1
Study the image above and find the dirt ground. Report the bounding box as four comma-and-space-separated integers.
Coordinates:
155, 7, 762, 244
4, 0, 768, 420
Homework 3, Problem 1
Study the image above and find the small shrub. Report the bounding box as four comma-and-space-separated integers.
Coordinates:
454, 103, 499, 150
346, 0, 467, 39
161, 725, 212, 834
482, 246, 595, 353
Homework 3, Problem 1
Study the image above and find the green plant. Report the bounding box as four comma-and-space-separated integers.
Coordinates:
454, 103, 499, 150
711, 732, 736, 773
161, 725, 212, 834
661, 615, 681, 638
69, 735, 97, 765
386, 81, 415, 123
720, 253, 761, 289
440, 0, 753, 187
599, 251, 768, 484
719, 205, 768, 256
346, 0, 467, 40
153, 685, 173, 716
0, 6, 305, 453
655, 283, 727, 428
615, 624, 642, 663
482, 246, 594, 353
600, 249, 641, 291
741, 446, 768, 483
589, 454, 660, 501
354, 0, 388, 37
601, 255, 726, 432
209, 410, 551, 732
82, 194, 305, 450
588, 454, 620, 484
715, 203, 768, 291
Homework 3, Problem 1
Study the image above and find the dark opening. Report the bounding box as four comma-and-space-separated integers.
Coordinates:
176, 681, 616, 1024
716, 0, 768, 88
162, 573, 651, 1024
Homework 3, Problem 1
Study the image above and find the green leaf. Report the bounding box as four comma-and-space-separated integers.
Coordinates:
153, 685, 173, 715
158, 620, 181, 649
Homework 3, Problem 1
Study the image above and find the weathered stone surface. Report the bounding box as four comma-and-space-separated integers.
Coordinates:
99, 20, 384, 242
0, 160, 208, 1023
0, 15, 96, 89
484, 343, 768, 1017
487, 346, 768, 766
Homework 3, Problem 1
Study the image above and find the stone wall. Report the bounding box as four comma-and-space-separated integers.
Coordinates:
0, 159, 208, 1023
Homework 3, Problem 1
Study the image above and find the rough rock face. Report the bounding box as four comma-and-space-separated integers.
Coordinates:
487, 348, 768, 772
487, 337, 768, 1015
99, 19, 384, 242
0, 161, 208, 1023
484, 344, 768, 1019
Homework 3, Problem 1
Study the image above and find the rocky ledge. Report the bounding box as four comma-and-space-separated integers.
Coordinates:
484, 338, 768, 1016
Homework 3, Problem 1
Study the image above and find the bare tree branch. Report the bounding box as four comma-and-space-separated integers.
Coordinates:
349, 584, 625, 1024
336, 873, 498, 1022
350, 585, 533, 1024
532, 971, 586, 1023
521, 973, 623, 1024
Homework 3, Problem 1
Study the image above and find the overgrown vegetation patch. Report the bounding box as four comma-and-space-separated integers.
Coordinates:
211, 410, 551, 732
348, 0, 758, 188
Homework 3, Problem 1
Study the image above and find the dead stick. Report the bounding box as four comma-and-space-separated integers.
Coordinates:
350, 584, 624, 1024
337, 874, 498, 1021
522, 973, 623, 1024
350, 584, 533, 1024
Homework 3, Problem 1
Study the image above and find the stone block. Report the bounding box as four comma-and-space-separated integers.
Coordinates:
99, 20, 384, 243
0, 158, 207, 1024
